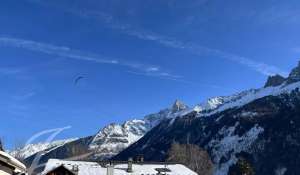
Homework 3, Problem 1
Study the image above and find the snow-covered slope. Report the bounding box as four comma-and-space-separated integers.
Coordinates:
190, 61, 300, 118
192, 79, 300, 119
89, 120, 148, 159
88, 100, 189, 159
9, 138, 77, 160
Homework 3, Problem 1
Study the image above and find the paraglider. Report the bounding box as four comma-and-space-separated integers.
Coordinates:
74, 76, 84, 85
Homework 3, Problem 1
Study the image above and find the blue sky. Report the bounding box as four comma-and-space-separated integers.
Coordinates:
1, 0, 300, 149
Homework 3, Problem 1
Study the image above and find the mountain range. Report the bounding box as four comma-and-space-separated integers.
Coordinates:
115, 62, 300, 175
12, 61, 300, 175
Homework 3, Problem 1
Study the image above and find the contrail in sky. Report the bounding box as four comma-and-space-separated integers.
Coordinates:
38, 1, 288, 77
0, 36, 182, 80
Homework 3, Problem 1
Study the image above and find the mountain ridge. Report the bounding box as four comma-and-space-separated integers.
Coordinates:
15, 61, 300, 175
114, 62, 300, 175
19, 99, 192, 171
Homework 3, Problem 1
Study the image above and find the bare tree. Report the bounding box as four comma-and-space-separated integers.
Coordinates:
12, 139, 26, 162
167, 143, 214, 175
0, 138, 4, 151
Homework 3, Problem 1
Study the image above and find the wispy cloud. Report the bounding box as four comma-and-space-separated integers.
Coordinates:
0, 67, 23, 75
145, 66, 160, 72
0, 36, 182, 80
40, 4, 288, 76
127, 70, 224, 89
12, 92, 36, 101
122, 27, 289, 76
127, 71, 181, 81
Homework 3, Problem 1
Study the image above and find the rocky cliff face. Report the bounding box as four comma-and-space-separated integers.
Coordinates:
287, 61, 300, 84
264, 74, 286, 87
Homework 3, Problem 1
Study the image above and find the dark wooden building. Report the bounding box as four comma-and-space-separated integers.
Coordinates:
45, 165, 77, 175
0, 151, 27, 175
0, 160, 15, 175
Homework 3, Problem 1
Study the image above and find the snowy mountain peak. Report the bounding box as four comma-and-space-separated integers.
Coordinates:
188, 61, 300, 118
171, 99, 188, 112
88, 100, 191, 160
194, 96, 225, 113
88, 119, 148, 159
9, 138, 77, 160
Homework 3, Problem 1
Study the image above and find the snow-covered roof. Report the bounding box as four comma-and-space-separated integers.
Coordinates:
0, 151, 27, 172
41, 159, 197, 175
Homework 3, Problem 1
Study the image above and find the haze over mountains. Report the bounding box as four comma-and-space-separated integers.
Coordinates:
12, 61, 300, 175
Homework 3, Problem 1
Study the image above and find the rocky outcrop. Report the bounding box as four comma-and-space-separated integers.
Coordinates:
171, 100, 188, 113
287, 61, 300, 84
264, 74, 286, 87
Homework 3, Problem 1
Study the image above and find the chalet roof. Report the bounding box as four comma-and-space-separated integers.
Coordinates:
0, 151, 27, 172
41, 159, 197, 175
